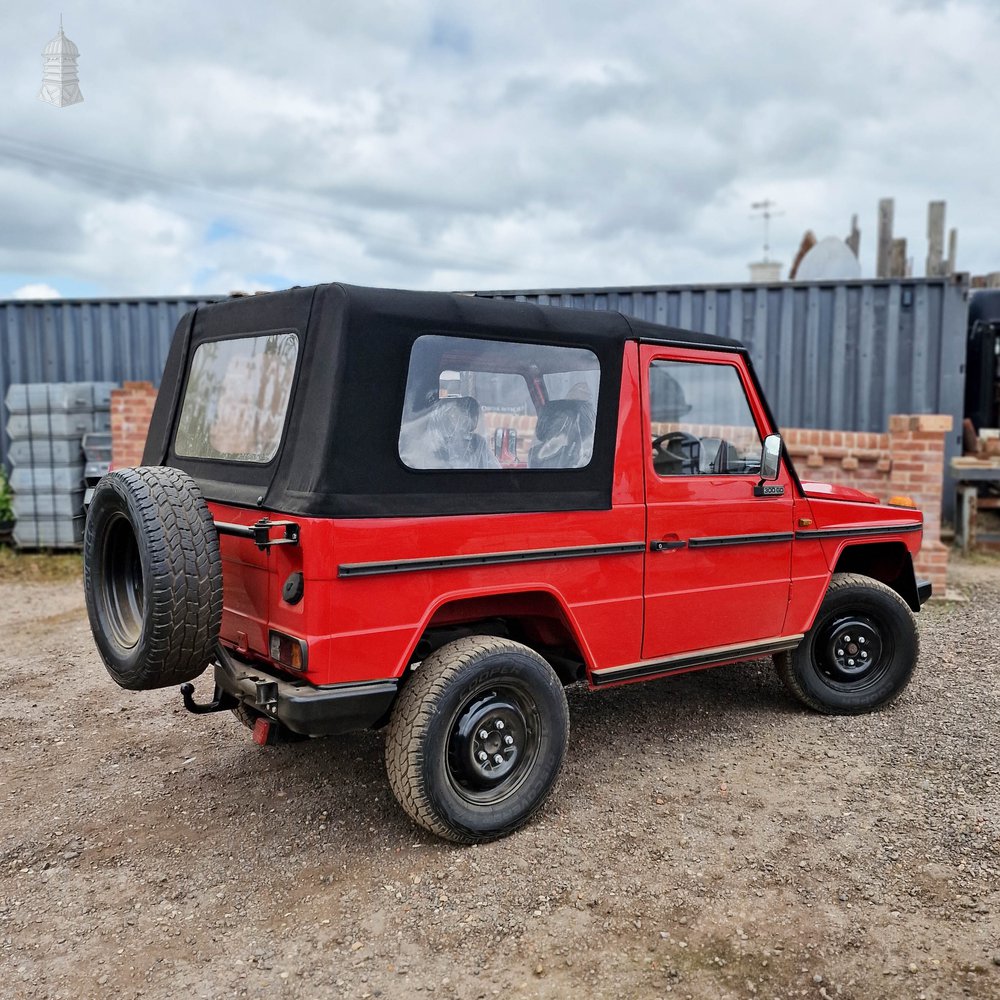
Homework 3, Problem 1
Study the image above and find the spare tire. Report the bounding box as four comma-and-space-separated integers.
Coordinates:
84, 466, 223, 691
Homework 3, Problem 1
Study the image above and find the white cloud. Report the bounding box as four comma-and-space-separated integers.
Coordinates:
0, 0, 998, 295
11, 283, 61, 299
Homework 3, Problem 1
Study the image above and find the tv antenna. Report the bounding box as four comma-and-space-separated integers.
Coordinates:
750, 199, 784, 262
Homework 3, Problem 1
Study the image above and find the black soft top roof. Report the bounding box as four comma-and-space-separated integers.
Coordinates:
144, 282, 745, 517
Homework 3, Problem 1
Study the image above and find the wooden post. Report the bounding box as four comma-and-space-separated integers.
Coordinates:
789, 230, 817, 280
946, 228, 957, 276
877, 198, 894, 278
846, 213, 861, 257
957, 485, 977, 554
926, 200, 945, 276
890, 237, 908, 278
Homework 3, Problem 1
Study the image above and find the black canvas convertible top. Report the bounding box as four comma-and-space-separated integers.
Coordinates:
144, 283, 744, 517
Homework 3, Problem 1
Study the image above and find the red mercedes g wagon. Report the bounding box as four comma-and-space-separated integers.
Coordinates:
84, 284, 930, 843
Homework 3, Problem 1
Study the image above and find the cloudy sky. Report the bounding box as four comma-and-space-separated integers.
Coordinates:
1, 0, 998, 299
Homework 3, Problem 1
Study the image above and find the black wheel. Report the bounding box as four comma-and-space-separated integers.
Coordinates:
385, 636, 569, 843
83, 467, 223, 691
775, 572, 919, 714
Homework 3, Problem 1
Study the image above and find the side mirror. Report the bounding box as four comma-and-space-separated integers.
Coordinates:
753, 434, 784, 497
760, 433, 782, 481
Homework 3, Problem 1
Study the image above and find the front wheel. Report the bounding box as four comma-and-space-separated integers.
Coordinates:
775, 572, 919, 715
385, 636, 569, 843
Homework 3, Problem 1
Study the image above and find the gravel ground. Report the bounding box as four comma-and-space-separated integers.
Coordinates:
1, 556, 998, 1000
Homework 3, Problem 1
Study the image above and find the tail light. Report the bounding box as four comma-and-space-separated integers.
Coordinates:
269, 630, 307, 670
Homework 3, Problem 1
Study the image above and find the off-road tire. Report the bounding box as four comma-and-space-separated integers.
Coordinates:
385, 636, 570, 844
775, 572, 919, 714
84, 466, 223, 691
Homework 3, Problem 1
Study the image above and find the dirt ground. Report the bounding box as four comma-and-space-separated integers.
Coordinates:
1, 555, 998, 1000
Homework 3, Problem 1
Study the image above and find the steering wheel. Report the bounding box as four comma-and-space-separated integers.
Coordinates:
652, 431, 701, 473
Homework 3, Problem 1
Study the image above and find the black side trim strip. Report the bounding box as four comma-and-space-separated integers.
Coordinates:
688, 531, 794, 548
338, 541, 646, 578
795, 523, 922, 541
592, 635, 804, 687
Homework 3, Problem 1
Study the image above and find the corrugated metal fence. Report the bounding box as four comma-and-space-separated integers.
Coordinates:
1, 279, 969, 516
477, 278, 968, 435
0, 296, 218, 472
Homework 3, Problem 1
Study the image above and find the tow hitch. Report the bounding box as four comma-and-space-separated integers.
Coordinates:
180, 682, 238, 714
180, 680, 290, 746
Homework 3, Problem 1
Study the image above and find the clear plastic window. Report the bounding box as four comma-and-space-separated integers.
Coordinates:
174, 331, 298, 463
399, 335, 600, 471
649, 361, 763, 476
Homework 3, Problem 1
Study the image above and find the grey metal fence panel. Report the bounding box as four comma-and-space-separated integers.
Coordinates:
477, 279, 966, 431
0, 296, 219, 472
5, 282, 967, 438
0, 281, 969, 519
476, 278, 969, 519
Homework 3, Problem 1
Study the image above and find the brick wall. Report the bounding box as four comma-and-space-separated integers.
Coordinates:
785, 414, 952, 593
110, 381, 158, 470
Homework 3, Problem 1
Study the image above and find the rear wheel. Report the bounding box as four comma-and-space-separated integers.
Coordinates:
385, 636, 569, 843
775, 572, 919, 714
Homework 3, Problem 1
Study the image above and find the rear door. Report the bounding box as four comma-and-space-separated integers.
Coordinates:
173, 330, 301, 661
641, 346, 794, 661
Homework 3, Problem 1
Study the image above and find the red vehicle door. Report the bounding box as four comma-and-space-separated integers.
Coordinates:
640, 345, 794, 662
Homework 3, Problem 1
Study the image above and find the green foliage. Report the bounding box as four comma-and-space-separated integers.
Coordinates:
0, 466, 13, 524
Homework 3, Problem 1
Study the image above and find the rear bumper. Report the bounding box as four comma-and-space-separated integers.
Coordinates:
214, 645, 398, 737
916, 578, 933, 605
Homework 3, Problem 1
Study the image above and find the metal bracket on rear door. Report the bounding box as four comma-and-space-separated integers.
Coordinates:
214, 518, 300, 551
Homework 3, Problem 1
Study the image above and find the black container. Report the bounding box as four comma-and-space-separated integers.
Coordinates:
966, 290, 1000, 432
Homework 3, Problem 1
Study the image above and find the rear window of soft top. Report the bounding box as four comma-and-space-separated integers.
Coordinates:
174, 330, 298, 464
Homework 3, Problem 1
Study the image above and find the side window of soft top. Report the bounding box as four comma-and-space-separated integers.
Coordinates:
649, 360, 763, 477
398, 335, 600, 471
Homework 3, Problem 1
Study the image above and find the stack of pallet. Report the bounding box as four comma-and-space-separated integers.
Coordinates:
5, 382, 116, 548
83, 431, 112, 499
